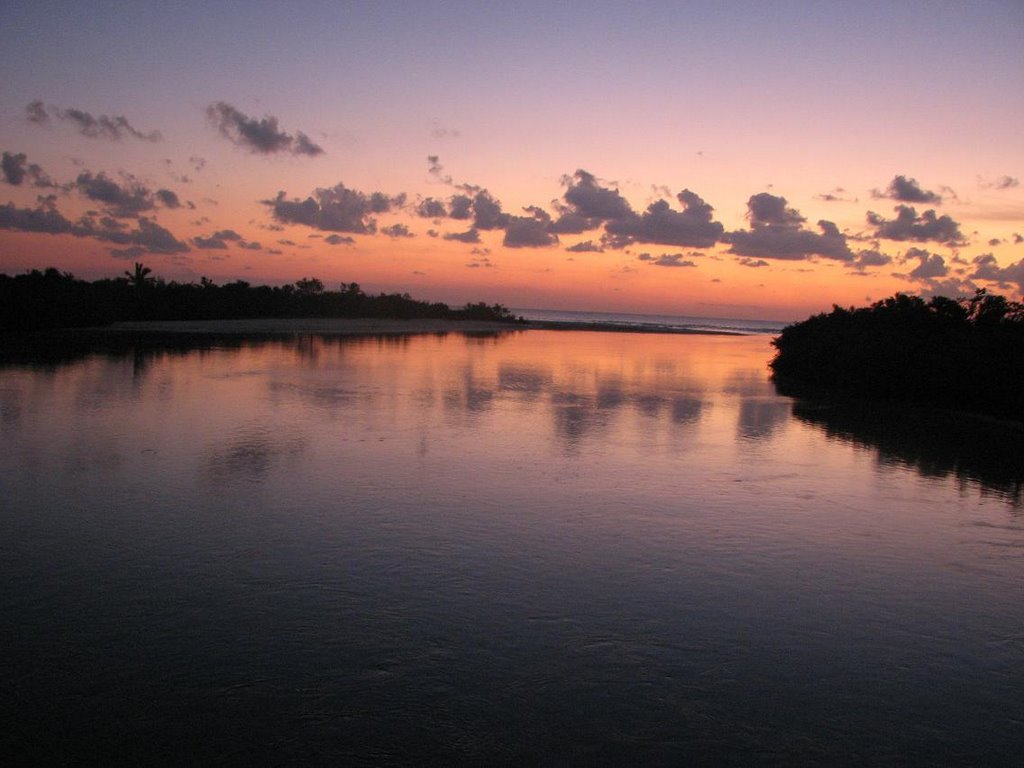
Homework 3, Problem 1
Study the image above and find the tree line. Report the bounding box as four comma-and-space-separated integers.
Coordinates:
0, 264, 523, 331
770, 290, 1024, 422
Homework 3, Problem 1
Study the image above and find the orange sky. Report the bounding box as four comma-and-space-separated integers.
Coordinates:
1, 2, 1022, 321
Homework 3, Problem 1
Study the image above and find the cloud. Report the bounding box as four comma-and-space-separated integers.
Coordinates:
816, 187, 856, 203
979, 175, 1019, 190
0, 199, 188, 254
155, 189, 181, 208
27, 101, 161, 142
848, 249, 892, 271
737, 258, 770, 268
264, 183, 402, 233
907, 250, 949, 279
381, 223, 414, 238
324, 234, 355, 245
415, 197, 447, 218
560, 169, 633, 222
872, 175, 942, 204
238, 240, 262, 250
637, 252, 697, 267
867, 205, 965, 244
723, 193, 852, 261
471, 190, 509, 230
448, 194, 473, 220
604, 189, 723, 249
193, 229, 242, 249
443, 227, 481, 244
75, 171, 162, 218
503, 211, 559, 248
565, 240, 603, 253
206, 101, 324, 156
969, 253, 1024, 293
2, 151, 57, 188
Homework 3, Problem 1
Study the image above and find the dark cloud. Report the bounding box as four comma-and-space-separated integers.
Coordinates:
27, 101, 161, 142
848, 249, 892, 271
155, 189, 181, 208
193, 229, 242, 249
443, 227, 481, 244
724, 193, 852, 261
324, 234, 355, 245
0, 199, 188, 254
737, 258, 770, 268
206, 102, 324, 156
988, 238, 1002, 247
604, 190, 723, 249
238, 240, 262, 250
26, 100, 48, 123
969, 253, 1024, 293
637, 252, 697, 267
472, 190, 509, 230
75, 171, 156, 218
415, 197, 447, 218
906, 249, 949, 280
561, 170, 633, 221
448, 194, 473, 220
503, 211, 558, 248
264, 183, 402, 233
867, 205, 965, 244
381, 223, 414, 238
872, 175, 942, 204
747, 192, 805, 227
1014, 233, 1023, 244
2, 151, 58, 188
565, 240, 603, 253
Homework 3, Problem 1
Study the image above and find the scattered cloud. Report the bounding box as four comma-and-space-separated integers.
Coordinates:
969, 253, 1024, 293
0, 199, 188, 254
264, 183, 403, 233
206, 101, 324, 156
443, 227, 480, 244
637, 252, 697, 267
381, 223, 414, 238
193, 229, 242, 249
737, 257, 770, 268
978, 174, 1019, 190
907, 250, 948, 279
27, 100, 162, 142
724, 193, 852, 261
324, 234, 355, 245
872, 175, 942, 204
1, 151, 58, 188
604, 189, 723, 249
565, 240, 603, 253
867, 205, 965, 245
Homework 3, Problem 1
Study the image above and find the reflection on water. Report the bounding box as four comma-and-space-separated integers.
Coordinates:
1, 330, 1022, 764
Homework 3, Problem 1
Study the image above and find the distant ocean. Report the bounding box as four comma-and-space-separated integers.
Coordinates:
513, 308, 789, 335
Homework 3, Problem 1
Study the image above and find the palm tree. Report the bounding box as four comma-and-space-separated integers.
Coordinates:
124, 262, 153, 288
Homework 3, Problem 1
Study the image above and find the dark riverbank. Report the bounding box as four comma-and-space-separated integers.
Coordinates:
770, 291, 1024, 424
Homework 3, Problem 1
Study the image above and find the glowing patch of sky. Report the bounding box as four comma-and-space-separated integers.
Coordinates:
1, 1, 1022, 319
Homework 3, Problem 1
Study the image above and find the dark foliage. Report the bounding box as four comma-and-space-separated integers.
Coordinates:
770, 290, 1024, 422
0, 266, 523, 332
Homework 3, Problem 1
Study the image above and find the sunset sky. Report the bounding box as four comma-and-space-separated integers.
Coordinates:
2, 1, 1022, 321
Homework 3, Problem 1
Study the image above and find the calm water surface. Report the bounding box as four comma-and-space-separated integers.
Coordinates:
1, 330, 1021, 765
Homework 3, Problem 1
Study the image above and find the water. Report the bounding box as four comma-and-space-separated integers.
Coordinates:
515, 308, 789, 334
1, 329, 1021, 764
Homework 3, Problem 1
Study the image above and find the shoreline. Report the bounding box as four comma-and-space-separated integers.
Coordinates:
77, 317, 748, 337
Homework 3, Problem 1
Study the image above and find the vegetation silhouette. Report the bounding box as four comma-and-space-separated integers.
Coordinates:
0, 265, 522, 332
770, 290, 1024, 423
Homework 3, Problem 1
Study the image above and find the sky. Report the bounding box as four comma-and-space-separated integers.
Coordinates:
1, 0, 1022, 321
